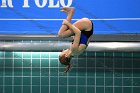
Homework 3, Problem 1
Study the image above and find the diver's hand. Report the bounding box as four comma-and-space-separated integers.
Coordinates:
64, 64, 72, 73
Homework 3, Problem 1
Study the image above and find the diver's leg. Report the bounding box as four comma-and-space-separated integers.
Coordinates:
58, 7, 75, 38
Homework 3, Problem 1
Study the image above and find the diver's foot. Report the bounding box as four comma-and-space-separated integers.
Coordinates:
60, 7, 75, 16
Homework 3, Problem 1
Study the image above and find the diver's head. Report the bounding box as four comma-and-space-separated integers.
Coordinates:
59, 49, 72, 65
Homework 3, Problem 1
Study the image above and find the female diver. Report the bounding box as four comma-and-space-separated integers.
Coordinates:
58, 7, 94, 73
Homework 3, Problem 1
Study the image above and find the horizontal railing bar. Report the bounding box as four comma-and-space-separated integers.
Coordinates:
0, 34, 140, 41
0, 42, 140, 52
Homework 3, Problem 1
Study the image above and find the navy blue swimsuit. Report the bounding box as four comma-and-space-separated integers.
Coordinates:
72, 21, 93, 46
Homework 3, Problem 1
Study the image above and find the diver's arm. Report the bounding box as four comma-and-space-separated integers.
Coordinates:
63, 20, 81, 51
62, 20, 81, 35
